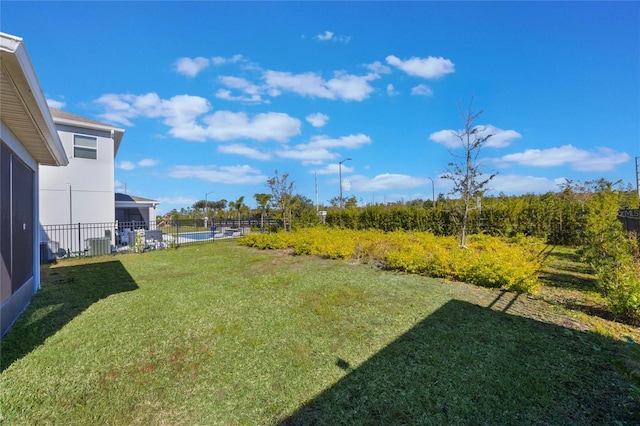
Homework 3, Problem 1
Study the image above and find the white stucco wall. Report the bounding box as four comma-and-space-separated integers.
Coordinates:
39, 124, 115, 225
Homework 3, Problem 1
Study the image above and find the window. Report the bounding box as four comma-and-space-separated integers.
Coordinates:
73, 135, 97, 159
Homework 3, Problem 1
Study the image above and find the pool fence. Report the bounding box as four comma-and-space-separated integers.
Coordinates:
38, 218, 271, 263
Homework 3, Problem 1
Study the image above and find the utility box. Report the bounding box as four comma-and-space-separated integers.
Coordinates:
145, 229, 163, 242
86, 237, 110, 257
39, 241, 59, 263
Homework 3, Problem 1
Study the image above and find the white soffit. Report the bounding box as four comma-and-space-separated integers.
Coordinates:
0, 32, 67, 166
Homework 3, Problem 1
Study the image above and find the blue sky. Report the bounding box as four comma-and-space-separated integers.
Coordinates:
4, 2, 639, 213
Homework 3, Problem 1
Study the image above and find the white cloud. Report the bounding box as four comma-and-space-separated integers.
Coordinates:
117, 158, 159, 171
348, 173, 429, 192
411, 84, 433, 96
212, 61, 381, 103
312, 163, 355, 175
430, 125, 522, 149
95, 92, 210, 131
202, 111, 301, 142
306, 112, 330, 127
169, 164, 267, 184
212, 54, 244, 65
216, 89, 265, 104
497, 145, 630, 172
428, 130, 455, 146
316, 30, 334, 41
276, 134, 370, 165
117, 160, 136, 171
482, 126, 523, 148
218, 144, 271, 160
486, 174, 566, 194
157, 196, 197, 206
366, 61, 392, 74
314, 30, 351, 43
386, 84, 399, 96
276, 147, 338, 165
216, 76, 267, 103
220, 76, 256, 90
175, 57, 210, 77
137, 158, 159, 167
95, 94, 138, 126
114, 180, 125, 193
386, 55, 455, 79
300, 133, 372, 150
95, 92, 300, 142
263, 70, 378, 102
46, 98, 65, 109
327, 72, 377, 101
264, 71, 330, 98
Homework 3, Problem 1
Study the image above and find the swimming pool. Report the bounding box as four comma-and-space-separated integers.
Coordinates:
177, 231, 216, 242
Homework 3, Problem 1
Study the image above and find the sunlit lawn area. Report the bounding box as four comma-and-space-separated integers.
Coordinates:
1, 240, 639, 424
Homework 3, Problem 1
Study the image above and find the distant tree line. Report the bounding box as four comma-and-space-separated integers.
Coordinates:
159, 176, 638, 247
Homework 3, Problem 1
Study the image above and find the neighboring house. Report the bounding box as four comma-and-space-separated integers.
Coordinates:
39, 108, 125, 226
115, 193, 160, 229
1, 33, 68, 336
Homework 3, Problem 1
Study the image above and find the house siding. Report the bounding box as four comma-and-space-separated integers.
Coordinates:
39, 124, 115, 226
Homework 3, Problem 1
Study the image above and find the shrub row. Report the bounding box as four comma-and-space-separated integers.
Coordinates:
325, 195, 586, 245
325, 189, 639, 246
241, 228, 545, 293
580, 189, 640, 320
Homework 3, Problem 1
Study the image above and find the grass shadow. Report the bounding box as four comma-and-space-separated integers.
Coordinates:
540, 248, 599, 293
0, 260, 138, 371
280, 300, 639, 425
539, 269, 598, 291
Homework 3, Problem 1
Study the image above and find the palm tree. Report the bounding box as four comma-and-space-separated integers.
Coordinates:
192, 200, 207, 217
212, 199, 227, 219
254, 193, 272, 230
228, 196, 245, 227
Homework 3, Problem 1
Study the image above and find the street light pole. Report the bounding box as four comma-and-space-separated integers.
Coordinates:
339, 158, 352, 208
427, 177, 435, 207
205, 191, 214, 224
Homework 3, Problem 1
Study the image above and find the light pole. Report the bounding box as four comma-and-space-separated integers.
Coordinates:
204, 191, 214, 225
427, 177, 435, 207
339, 158, 352, 208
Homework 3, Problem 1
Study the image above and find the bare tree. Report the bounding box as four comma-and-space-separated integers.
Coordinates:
442, 99, 497, 247
266, 170, 295, 231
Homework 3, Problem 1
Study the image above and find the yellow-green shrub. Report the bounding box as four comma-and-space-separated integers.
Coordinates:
241, 231, 294, 250
460, 235, 544, 293
241, 228, 544, 293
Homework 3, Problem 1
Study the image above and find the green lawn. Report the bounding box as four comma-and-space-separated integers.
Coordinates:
1, 240, 639, 424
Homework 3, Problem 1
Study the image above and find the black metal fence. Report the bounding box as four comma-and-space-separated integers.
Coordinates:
619, 208, 640, 234
38, 219, 265, 263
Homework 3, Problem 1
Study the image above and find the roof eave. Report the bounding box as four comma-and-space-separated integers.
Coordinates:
0, 32, 68, 166
51, 115, 125, 157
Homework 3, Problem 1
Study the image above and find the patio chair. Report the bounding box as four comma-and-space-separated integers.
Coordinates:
119, 229, 131, 245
